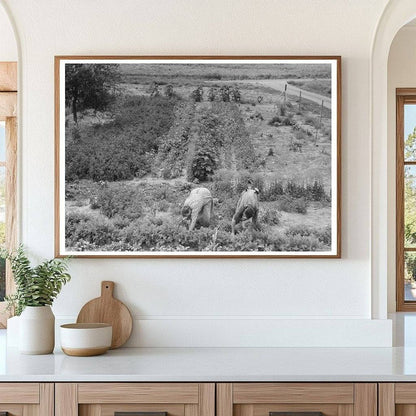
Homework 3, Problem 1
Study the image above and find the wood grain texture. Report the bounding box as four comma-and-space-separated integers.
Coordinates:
55, 383, 78, 416
395, 90, 416, 311
396, 405, 416, 416
78, 383, 199, 404
76, 281, 133, 349
39, 383, 54, 416
23, 404, 39, 416
185, 404, 199, 416
0, 383, 39, 403
336, 55, 342, 258
79, 404, 101, 416
54, 56, 61, 258
233, 383, 354, 404
379, 384, 395, 416
0, 92, 16, 120
100, 403, 185, 416
0, 116, 17, 328
397, 94, 406, 311
54, 55, 341, 259
5, 117, 17, 293
238, 404, 253, 416
0, 62, 17, 92
395, 383, 416, 403
199, 384, 215, 416
397, 88, 416, 96
353, 384, 377, 416
251, 403, 339, 416
217, 384, 233, 416
0, 405, 23, 416
337, 404, 353, 416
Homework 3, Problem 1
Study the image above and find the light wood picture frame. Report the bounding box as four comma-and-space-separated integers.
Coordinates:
55, 56, 341, 258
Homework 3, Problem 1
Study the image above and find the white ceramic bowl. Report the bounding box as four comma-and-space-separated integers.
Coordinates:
60, 323, 112, 356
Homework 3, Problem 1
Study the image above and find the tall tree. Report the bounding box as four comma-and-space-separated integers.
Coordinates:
405, 126, 416, 161
65, 64, 120, 123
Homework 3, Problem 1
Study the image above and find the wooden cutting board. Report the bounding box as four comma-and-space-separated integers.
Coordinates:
76, 281, 133, 349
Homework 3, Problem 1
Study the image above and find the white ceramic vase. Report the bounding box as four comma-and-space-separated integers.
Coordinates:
19, 306, 55, 354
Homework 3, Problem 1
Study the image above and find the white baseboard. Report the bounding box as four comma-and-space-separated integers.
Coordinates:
56, 317, 392, 347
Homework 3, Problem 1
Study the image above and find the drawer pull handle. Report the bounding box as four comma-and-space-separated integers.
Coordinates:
115, 412, 168, 416
270, 413, 324, 416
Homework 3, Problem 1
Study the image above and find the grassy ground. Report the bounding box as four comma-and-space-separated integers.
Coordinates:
287, 79, 331, 97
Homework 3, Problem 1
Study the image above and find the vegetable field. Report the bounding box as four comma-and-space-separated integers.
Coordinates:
64, 62, 334, 253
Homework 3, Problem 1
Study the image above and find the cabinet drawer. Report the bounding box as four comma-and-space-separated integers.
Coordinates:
379, 383, 416, 416
217, 383, 376, 416
0, 383, 53, 416
56, 383, 215, 416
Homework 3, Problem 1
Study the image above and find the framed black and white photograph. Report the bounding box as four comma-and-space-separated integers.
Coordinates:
55, 56, 341, 258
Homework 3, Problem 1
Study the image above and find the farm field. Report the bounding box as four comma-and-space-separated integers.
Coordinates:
64, 62, 335, 253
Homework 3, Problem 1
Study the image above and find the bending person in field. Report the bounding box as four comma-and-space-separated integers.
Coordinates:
232, 180, 260, 235
182, 187, 214, 231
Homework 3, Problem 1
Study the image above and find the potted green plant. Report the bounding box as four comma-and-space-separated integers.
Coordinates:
2, 246, 71, 354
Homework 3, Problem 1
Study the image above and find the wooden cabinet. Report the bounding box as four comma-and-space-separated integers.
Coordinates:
217, 383, 377, 416
55, 383, 215, 416
379, 383, 416, 416
0, 381, 390, 416
0, 383, 53, 416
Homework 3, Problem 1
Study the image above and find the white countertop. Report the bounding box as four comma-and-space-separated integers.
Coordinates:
1, 328, 416, 382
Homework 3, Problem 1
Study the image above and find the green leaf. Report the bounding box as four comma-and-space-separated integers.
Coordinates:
5, 245, 71, 314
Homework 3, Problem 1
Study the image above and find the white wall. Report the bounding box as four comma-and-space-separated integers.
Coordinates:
0, 0, 393, 346
0, 3, 17, 61
387, 25, 416, 312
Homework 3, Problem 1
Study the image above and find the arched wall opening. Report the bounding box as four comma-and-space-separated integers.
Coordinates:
0, 2, 18, 61
387, 19, 416, 313
371, 0, 416, 319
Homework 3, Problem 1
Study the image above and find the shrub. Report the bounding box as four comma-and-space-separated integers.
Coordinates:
281, 234, 322, 251
306, 180, 327, 201
263, 180, 284, 201
260, 208, 281, 225
289, 140, 302, 152
285, 180, 306, 198
305, 115, 315, 126
250, 111, 263, 121
278, 196, 308, 214
316, 226, 332, 246
191, 152, 217, 181
94, 185, 143, 220
283, 225, 331, 250
282, 116, 294, 126
212, 178, 234, 199
295, 130, 307, 141
65, 95, 176, 182
191, 86, 203, 102
268, 116, 281, 126
156, 200, 170, 212
285, 225, 331, 246
65, 211, 117, 248
155, 102, 194, 179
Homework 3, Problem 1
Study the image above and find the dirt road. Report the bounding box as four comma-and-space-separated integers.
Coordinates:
213, 78, 332, 110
